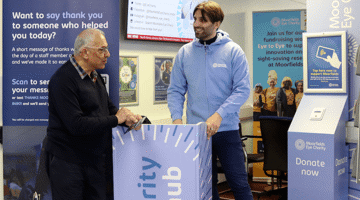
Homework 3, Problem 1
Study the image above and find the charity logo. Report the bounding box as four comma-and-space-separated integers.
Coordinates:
213, 63, 227, 68
271, 17, 281, 27
295, 139, 305, 151
329, 83, 339, 87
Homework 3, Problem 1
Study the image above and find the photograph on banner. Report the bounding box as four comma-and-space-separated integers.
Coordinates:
252, 10, 306, 181
253, 10, 306, 120
119, 56, 139, 106
154, 57, 174, 104
3, 127, 51, 200
303, 31, 347, 94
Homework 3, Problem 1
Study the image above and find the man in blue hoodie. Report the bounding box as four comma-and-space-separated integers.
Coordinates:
167, 1, 252, 199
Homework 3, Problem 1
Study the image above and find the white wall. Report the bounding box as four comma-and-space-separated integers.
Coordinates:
119, 0, 185, 124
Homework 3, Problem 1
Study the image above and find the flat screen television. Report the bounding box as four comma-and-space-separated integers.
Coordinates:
127, 0, 208, 43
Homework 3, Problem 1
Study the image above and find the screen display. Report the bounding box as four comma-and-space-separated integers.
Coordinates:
127, 0, 208, 43
316, 46, 335, 61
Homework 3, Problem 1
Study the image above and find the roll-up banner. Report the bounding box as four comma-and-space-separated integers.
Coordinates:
252, 10, 306, 180
3, 1, 119, 126
3, 1, 119, 199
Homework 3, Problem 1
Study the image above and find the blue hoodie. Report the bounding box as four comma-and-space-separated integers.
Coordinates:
167, 30, 250, 132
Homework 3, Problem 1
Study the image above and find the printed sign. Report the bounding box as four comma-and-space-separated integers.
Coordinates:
303, 31, 347, 93
288, 132, 348, 199
3, 1, 119, 199
3, 0, 119, 126
120, 56, 139, 106
154, 57, 174, 104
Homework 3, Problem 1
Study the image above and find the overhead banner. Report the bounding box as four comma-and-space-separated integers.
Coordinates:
112, 123, 212, 200
3, 0, 119, 126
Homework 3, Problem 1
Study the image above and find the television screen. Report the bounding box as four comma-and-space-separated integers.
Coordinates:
127, 0, 208, 43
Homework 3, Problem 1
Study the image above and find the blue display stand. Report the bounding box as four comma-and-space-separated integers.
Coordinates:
112, 123, 212, 200
288, 94, 348, 200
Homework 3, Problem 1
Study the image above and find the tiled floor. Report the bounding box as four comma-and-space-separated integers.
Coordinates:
218, 180, 287, 200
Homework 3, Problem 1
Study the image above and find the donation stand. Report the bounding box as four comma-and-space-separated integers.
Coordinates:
288, 31, 349, 199
112, 123, 212, 200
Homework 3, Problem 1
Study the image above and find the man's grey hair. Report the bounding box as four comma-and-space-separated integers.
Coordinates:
74, 28, 105, 55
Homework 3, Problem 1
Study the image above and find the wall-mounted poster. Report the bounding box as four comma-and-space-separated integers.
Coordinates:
303, 31, 347, 93
154, 56, 174, 104
120, 56, 139, 106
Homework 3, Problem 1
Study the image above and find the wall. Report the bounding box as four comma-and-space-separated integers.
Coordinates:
119, 0, 183, 124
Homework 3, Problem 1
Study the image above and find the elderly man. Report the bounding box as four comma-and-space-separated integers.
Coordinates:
45, 28, 141, 200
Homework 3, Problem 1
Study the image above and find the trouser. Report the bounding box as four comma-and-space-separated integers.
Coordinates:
212, 130, 253, 200
261, 108, 277, 116
253, 112, 261, 121
47, 153, 106, 200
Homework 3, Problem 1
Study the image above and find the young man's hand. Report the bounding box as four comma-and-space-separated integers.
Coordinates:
173, 119, 183, 124
206, 112, 222, 140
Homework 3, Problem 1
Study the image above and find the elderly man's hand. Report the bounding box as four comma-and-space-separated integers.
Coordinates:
126, 114, 143, 130
116, 107, 138, 123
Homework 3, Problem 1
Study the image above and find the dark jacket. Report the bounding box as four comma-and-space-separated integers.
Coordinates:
46, 60, 119, 166
276, 87, 296, 117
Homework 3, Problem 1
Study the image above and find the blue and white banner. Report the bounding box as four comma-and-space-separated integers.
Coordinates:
3, 1, 119, 199
253, 11, 306, 89
3, 0, 119, 126
112, 123, 212, 200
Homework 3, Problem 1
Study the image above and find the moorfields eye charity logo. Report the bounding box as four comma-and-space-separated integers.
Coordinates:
271, 17, 281, 27
295, 139, 305, 150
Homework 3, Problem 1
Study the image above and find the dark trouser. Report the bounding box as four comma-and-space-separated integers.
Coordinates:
261, 108, 277, 116
253, 112, 262, 121
283, 105, 296, 118
47, 153, 106, 200
212, 130, 253, 200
